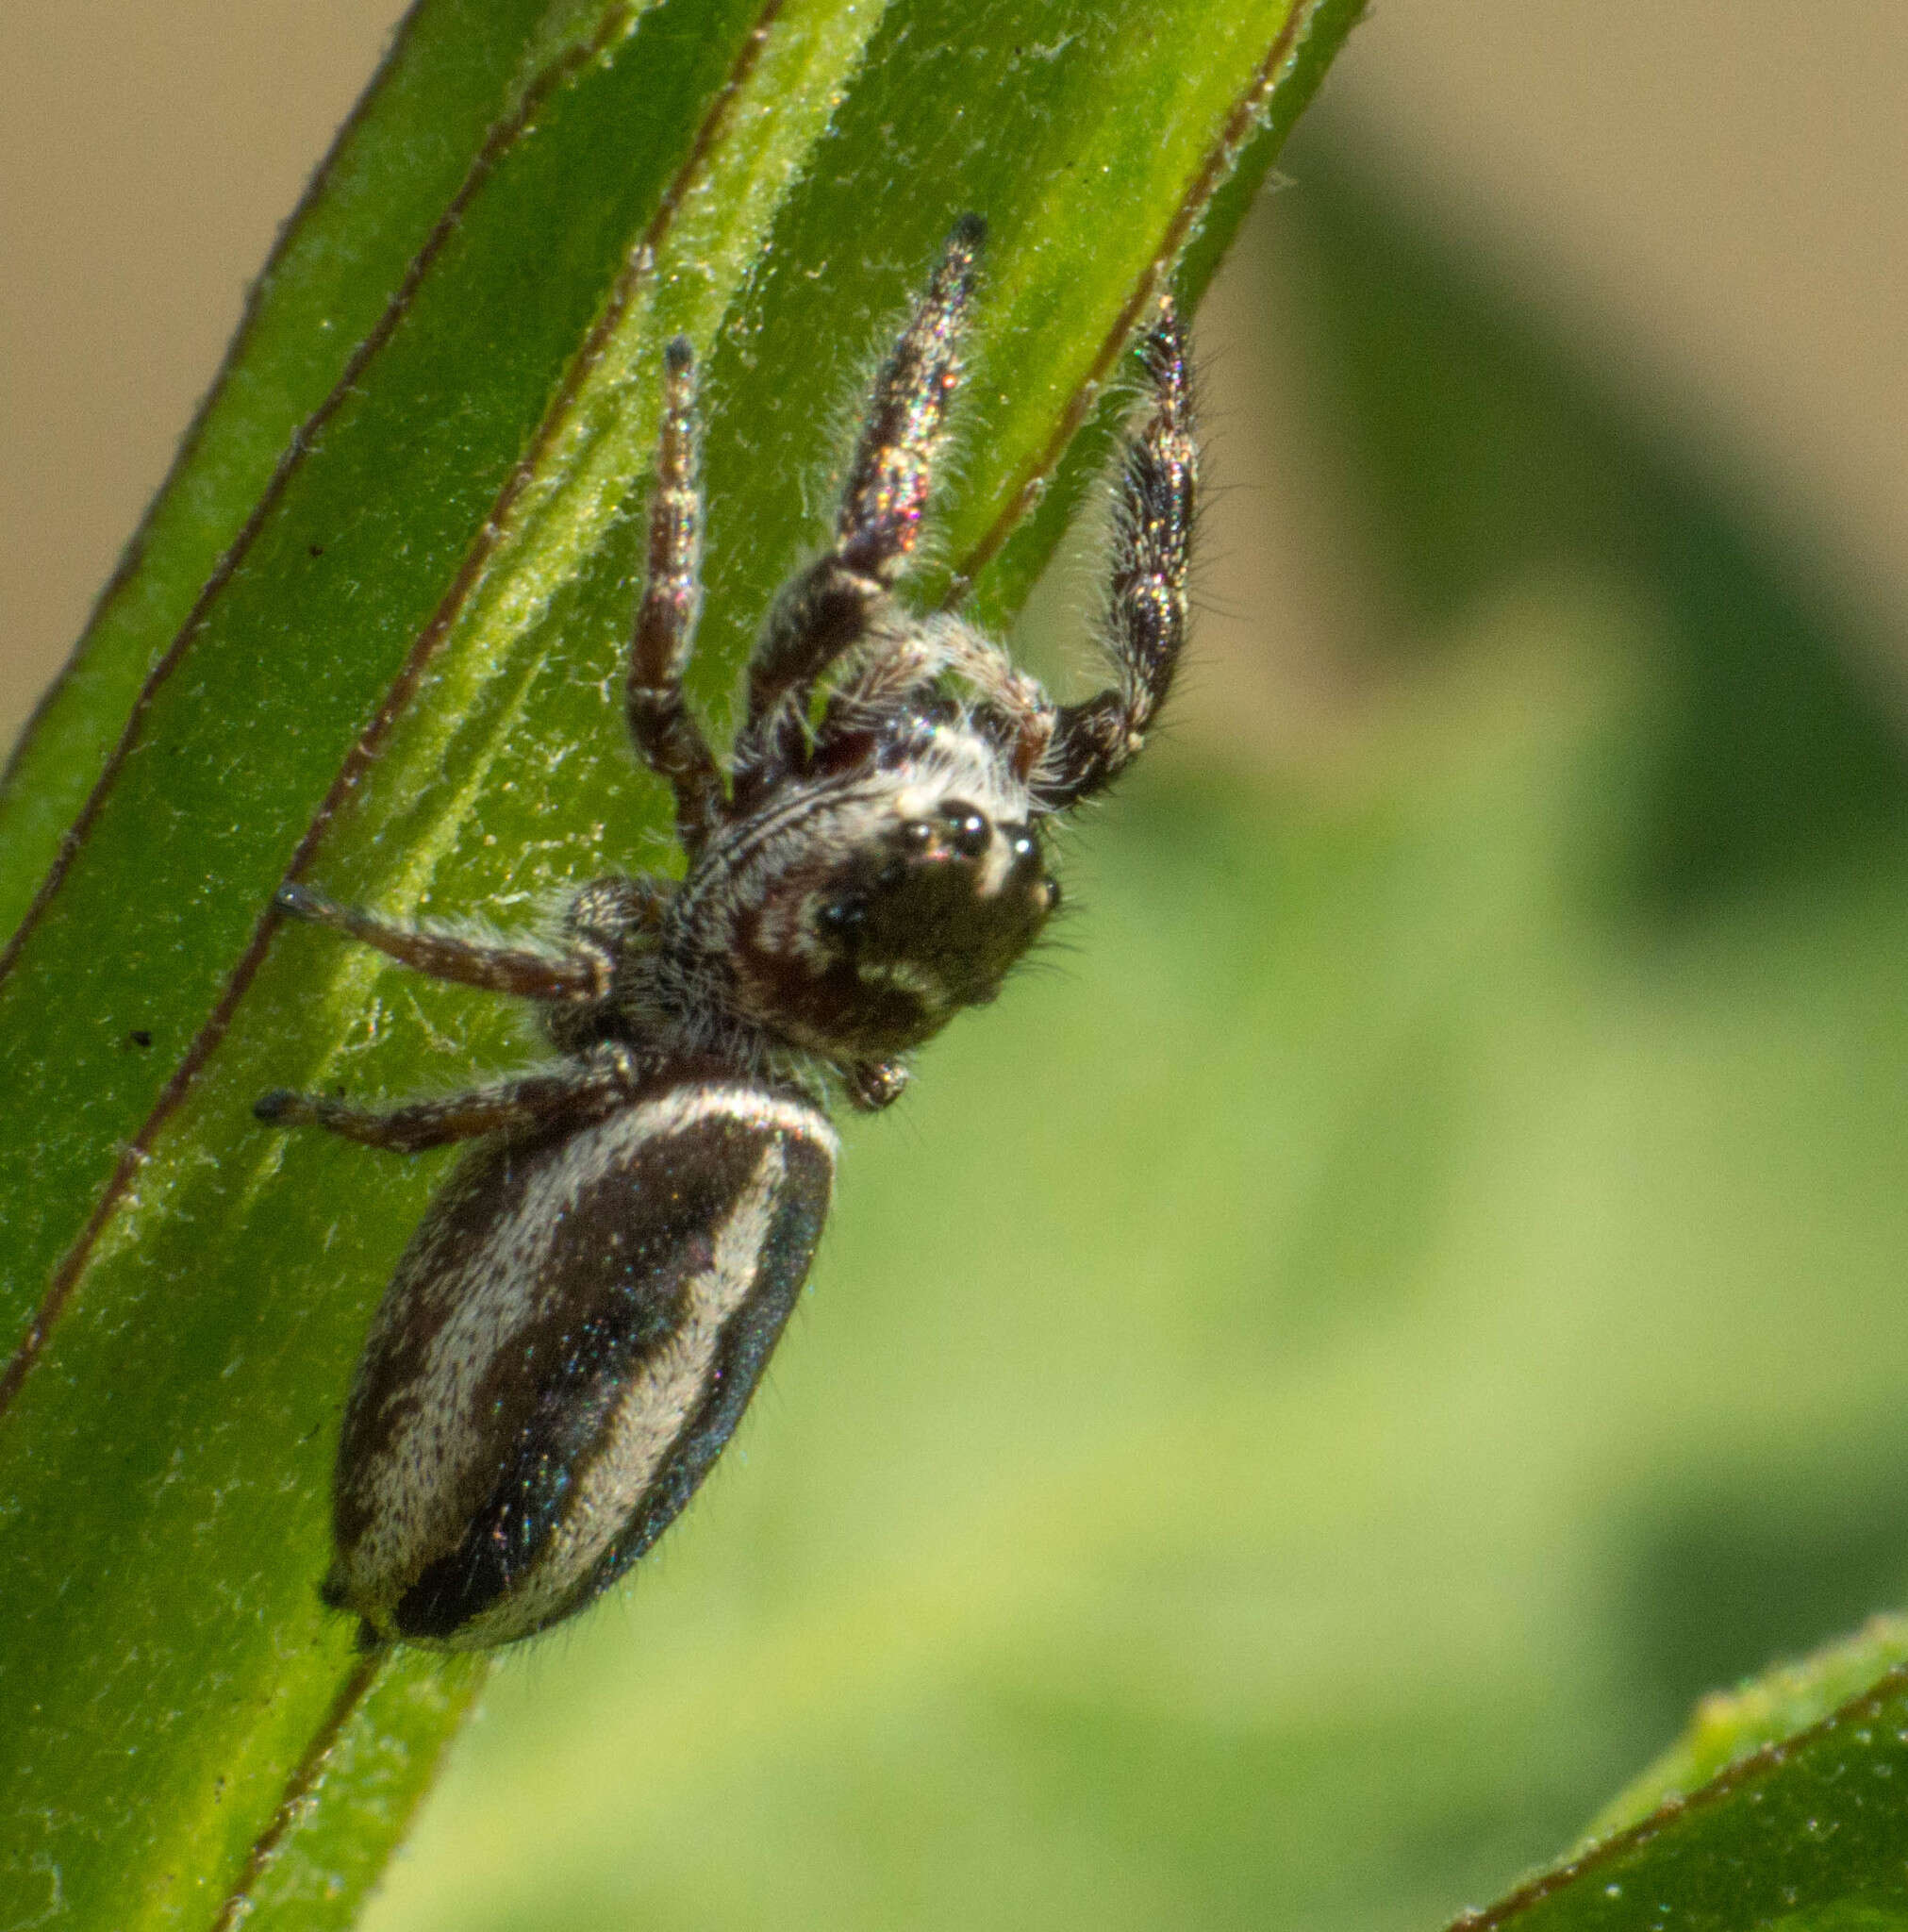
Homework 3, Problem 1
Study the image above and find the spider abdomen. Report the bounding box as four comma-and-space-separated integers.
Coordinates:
325, 1081, 836, 1648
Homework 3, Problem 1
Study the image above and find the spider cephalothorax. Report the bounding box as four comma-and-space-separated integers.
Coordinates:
257, 215, 1196, 1648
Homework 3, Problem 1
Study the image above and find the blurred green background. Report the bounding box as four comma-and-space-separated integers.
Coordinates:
8, 6, 1908, 1928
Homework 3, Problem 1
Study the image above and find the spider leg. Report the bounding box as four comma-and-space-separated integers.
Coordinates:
564, 873, 672, 954
255, 1048, 639, 1154
274, 883, 613, 1002
735, 216, 985, 780
1037, 302, 1196, 811
828, 213, 987, 590
628, 337, 726, 857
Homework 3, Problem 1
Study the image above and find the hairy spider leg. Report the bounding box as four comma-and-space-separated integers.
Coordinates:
627, 337, 726, 857
257, 878, 673, 1143
272, 882, 608, 1002
829, 213, 987, 589
735, 214, 987, 788
563, 873, 672, 953
271, 875, 671, 996
256, 1047, 640, 1154
1038, 301, 1196, 810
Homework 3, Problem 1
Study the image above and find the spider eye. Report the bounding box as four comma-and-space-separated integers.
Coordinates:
943, 806, 990, 858
756, 802, 1056, 1060
818, 896, 867, 935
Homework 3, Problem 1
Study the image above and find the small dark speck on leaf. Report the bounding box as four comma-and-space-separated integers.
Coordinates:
128, 1029, 153, 1049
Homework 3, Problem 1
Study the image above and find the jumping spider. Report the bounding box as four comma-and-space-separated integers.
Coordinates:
256, 215, 1197, 1648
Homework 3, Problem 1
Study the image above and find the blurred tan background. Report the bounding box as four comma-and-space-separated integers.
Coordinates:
6, 1, 1905, 759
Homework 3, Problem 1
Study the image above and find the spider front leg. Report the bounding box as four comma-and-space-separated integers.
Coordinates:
627, 336, 726, 858
1038, 301, 1197, 810
734, 215, 986, 784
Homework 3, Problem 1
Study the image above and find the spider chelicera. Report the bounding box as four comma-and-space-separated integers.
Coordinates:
256, 215, 1197, 1648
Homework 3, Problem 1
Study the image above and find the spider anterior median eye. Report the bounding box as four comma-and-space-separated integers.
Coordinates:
947, 809, 990, 857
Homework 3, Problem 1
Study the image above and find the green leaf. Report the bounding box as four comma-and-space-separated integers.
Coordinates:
0, 1, 1360, 1924
1590, 1617, 1908, 1841
1457, 1622, 1908, 1931
0, 0, 578, 934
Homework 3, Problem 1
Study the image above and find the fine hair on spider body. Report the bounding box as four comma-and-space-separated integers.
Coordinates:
256, 212, 1198, 1649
